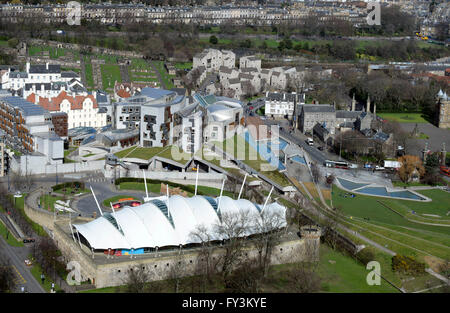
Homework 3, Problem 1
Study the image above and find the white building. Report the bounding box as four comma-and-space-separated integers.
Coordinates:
114, 87, 187, 148
193, 49, 236, 73
239, 55, 261, 72
26, 91, 108, 129
172, 104, 203, 154
2, 62, 80, 93
265, 92, 305, 119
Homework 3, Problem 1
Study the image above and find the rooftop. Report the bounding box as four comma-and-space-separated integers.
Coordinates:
1, 96, 48, 116
303, 105, 335, 113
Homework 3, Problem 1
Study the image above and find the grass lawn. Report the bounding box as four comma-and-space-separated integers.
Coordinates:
174, 62, 192, 70
0, 219, 24, 247
39, 194, 65, 212
101, 64, 122, 89
114, 146, 166, 160
64, 147, 78, 163
156, 146, 192, 163
416, 132, 430, 139
30, 263, 62, 293
391, 181, 429, 188
314, 245, 399, 293
53, 187, 89, 196
331, 184, 450, 261
152, 61, 174, 89
377, 113, 428, 124
119, 181, 235, 198
10, 194, 47, 237
214, 135, 291, 187
332, 185, 450, 235
102, 195, 139, 207
304, 182, 320, 202
114, 145, 193, 164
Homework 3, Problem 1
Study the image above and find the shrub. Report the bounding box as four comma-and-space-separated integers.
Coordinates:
52, 181, 85, 192
391, 255, 425, 275
355, 247, 376, 266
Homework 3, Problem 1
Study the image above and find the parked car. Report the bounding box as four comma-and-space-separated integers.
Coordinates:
23, 238, 35, 243
375, 165, 385, 171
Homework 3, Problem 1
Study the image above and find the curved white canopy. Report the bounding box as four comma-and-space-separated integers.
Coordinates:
73, 195, 286, 250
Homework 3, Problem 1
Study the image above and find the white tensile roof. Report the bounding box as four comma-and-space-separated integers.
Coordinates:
73, 195, 286, 250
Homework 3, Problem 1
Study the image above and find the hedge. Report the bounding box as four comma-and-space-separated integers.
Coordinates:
52, 181, 85, 192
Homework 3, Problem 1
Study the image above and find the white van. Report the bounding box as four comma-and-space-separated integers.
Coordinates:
306, 138, 314, 146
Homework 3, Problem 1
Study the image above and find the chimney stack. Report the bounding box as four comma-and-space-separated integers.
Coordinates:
46, 62, 49, 70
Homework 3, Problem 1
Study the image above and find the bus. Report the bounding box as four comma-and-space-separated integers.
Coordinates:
441, 166, 450, 177
324, 160, 349, 169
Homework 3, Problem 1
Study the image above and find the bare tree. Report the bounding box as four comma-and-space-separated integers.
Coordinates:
167, 253, 187, 293
224, 258, 262, 293
0, 255, 16, 293
224, 175, 239, 199
322, 207, 343, 250
189, 225, 217, 292
253, 210, 285, 277
284, 241, 321, 293
310, 162, 320, 184
183, 68, 202, 95
124, 264, 150, 293
213, 210, 252, 280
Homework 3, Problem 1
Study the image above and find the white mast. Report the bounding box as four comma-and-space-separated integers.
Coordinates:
69, 222, 76, 242
142, 169, 149, 200
90, 186, 103, 216
194, 162, 199, 196
237, 173, 248, 200
166, 184, 170, 218
110, 202, 123, 232
261, 186, 274, 213
217, 178, 226, 214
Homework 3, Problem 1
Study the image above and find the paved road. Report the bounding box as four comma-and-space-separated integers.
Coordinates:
75, 177, 150, 216
0, 235, 46, 293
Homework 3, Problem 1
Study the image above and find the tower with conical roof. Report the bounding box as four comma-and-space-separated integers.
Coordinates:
437, 89, 450, 128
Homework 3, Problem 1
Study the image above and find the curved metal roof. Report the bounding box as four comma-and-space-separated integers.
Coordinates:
73, 195, 286, 250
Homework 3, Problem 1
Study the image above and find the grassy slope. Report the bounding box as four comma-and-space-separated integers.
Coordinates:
332, 185, 450, 261
377, 113, 428, 123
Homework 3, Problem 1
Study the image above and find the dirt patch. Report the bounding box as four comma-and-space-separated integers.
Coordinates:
321, 189, 331, 201
424, 256, 448, 273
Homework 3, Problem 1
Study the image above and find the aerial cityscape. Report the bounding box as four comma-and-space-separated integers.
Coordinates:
0, 0, 448, 301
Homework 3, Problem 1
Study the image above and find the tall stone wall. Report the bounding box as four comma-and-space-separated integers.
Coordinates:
51, 219, 318, 289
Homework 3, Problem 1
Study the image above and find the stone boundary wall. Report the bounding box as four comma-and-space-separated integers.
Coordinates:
28, 39, 144, 59
51, 217, 318, 288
